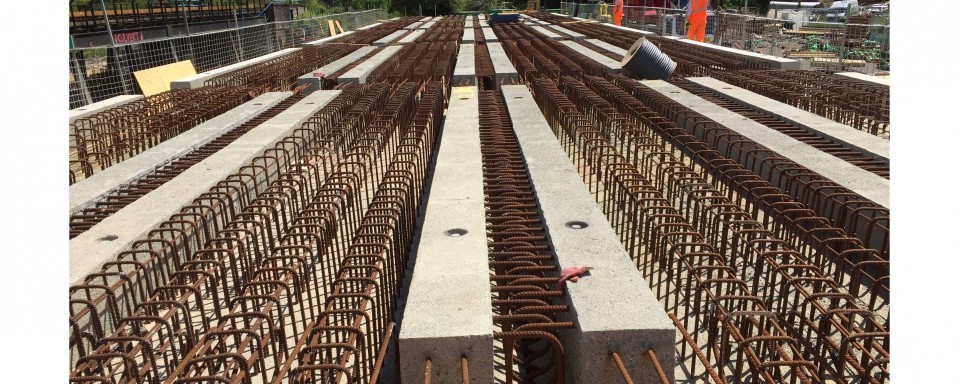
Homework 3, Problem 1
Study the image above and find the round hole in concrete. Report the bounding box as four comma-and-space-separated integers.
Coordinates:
670, 91, 679, 94
459, 97, 469, 100
306, 102, 315, 105
514, 96, 523, 99
566, 221, 588, 229
99, 235, 119, 241
722, 87, 732, 90
253, 103, 263, 106
445, 228, 468, 237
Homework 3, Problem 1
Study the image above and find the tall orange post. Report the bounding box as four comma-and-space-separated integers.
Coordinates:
687, 0, 708, 42
613, 0, 624, 26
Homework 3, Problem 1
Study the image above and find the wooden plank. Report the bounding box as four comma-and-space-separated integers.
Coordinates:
335, 20, 345, 34
133, 60, 196, 96
328, 20, 338, 36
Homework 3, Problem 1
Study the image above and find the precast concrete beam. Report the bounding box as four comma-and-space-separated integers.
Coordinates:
69, 95, 143, 124
835, 71, 890, 87
530, 25, 563, 40
296, 46, 379, 93
374, 29, 408, 45
399, 86, 492, 384
404, 21, 424, 30
686, 77, 889, 163
338, 45, 404, 84
356, 22, 382, 31
398, 29, 425, 44
560, 40, 621, 73
420, 16, 432, 22
662, 36, 801, 69
69, 90, 341, 286
584, 39, 627, 57
501, 85, 675, 384
461, 27, 476, 43
419, 19, 438, 30
481, 26, 498, 42
453, 44, 477, 86
486, 43, 518, 89
546, 25, 586, 40
69, 92, 291, 215
641, 80, 889, 208
303, 30, 356, 46
171, 48, 300, 89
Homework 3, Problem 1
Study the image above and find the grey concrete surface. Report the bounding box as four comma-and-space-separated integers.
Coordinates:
69, 92, 291, 215
547, 25, 586, 40
642, 80, 888, 208
560, 40, 622, 72
663, 36, 801, 69
295, 46, 379, 93
399, 86, 493, 384
486, 42, 518, 88
356, 22, 382, 31
303, 30, 356, 46
835, 71, 890, 87
69, 91, 341, 286
338, 45, 404, 84
403, 21, 424, 30
171, 48, 300, 89
461, 26, 476, 43
398, 29, 425, 44
585, 39, 627, 57
531, 25, 563, 40
453, 44, 477, 86
687, 77, 889, 163
69, 95, 143, 124
502, 85, 676, 384
374, 29, 408, 45
481, 26, 498, 42
419, 19, 438, 30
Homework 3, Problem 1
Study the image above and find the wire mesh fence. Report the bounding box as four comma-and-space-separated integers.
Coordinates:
556, 2, 888, 75
69, 8, 388, 109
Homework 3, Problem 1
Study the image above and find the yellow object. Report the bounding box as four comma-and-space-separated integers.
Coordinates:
328, 20, 338, 36
335, 20, 345, 34
133, 60, 196, 97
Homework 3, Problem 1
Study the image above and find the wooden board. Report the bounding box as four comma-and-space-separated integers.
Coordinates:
335, 20, 345, 34
328, 20, 338, 36
133, 60, 196, 96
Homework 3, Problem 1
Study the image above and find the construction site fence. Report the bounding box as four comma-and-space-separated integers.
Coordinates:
556, 2, 889, 75
69, 8, 388, 109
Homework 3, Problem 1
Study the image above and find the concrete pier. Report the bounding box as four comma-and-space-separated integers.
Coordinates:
560, 40, 622, 73
69, 91, 341, 286
399, 86, 492, 384
453, 44, 477, 86
170, 48, 300, 89
338, 46, 404, 84
502, 85, 676, 384
642, 80, 888, 208
686, 77, 889, 163
486, 43, 518, 88
296, 46, 379, 93
69, 92, 291, 215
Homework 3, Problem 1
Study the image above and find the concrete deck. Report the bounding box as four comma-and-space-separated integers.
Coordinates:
69, 91, 341, 286
486, 43, 518, 88
560, 40, 621, 73
69, 92, 291, 215
338, 46, 404, 84
687, 77, 889, 163
481, 26, 498, 42
374, 29, 408, 45
398, 29, 425, 44
69, 95, 143, 124
585, 39, 627, 58
296, 46, 379, 93
642, 80, 888, 208
399, 86, 492, 384
502, 85, 676, 384
835, 71, 890, 87
453, 44, 477, 86
530, 25, 563, 40
170, 48, 300, 89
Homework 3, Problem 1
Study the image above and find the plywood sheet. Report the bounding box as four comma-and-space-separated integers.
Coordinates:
134, 60, 196, 96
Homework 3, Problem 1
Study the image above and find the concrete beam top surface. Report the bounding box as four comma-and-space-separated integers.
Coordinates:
337, 45, 404, 84
70, 92, 291, 215
303, 30, 356, 45
642, 80, 888, 208
585, 38, 628, 57
398, 29, 425, 44
485, 42, 518, 88
478, 14, 486, 20
835, 71, 890, 87
356, 22, 382, 31
419, 16, 432, 22
418, 20, 438, 30
595, 22, 657, 36
663, 36, 800, 69
296, 46, 379, 93
501, 85, 675, 384
546, 25, 586, 39
403, 21, 424, 30
399, 86, 492, 384
686, 77, 888, 163
530, 25, 563, 40
560, 40, 621, 73
550, 12, 589, 21
70, 95, 143, 124
461, 27, 476, 43
453, 44, 477, 86
374, 29, 408, 45
171, 48, 300, 89
69, 91, 341, 286
481, 26, 498, 42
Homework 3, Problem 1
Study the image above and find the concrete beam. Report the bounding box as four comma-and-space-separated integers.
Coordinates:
404, 21, 424, 30
530, 25, 563, 40
374, 29, 408, 45
641, 80, 888, 208
481, 26, 498, 42
69, 95, 143, 124
686, 77, 889, 163
453, 44, 477, 86
419, 19, 438, 30
69, 91, 341, 286
560, 40, 621, 73
663, 36, 801, 69
171, 48, 300, 89
501, 85, 675, 384
398, 29, 425, 44
419, 16, 432, 22
338, 45, 404, 84
461, 27, 476, 43
303, 30, 356, 46
546, 25, 586, 40
296, 46, 379, 94
70, 92, 291, 215
485, 43, 518, 89
356, 22, 382, 31
584, 39, 627, 58
399, 86, 492, 384
835, 71, 890, 87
